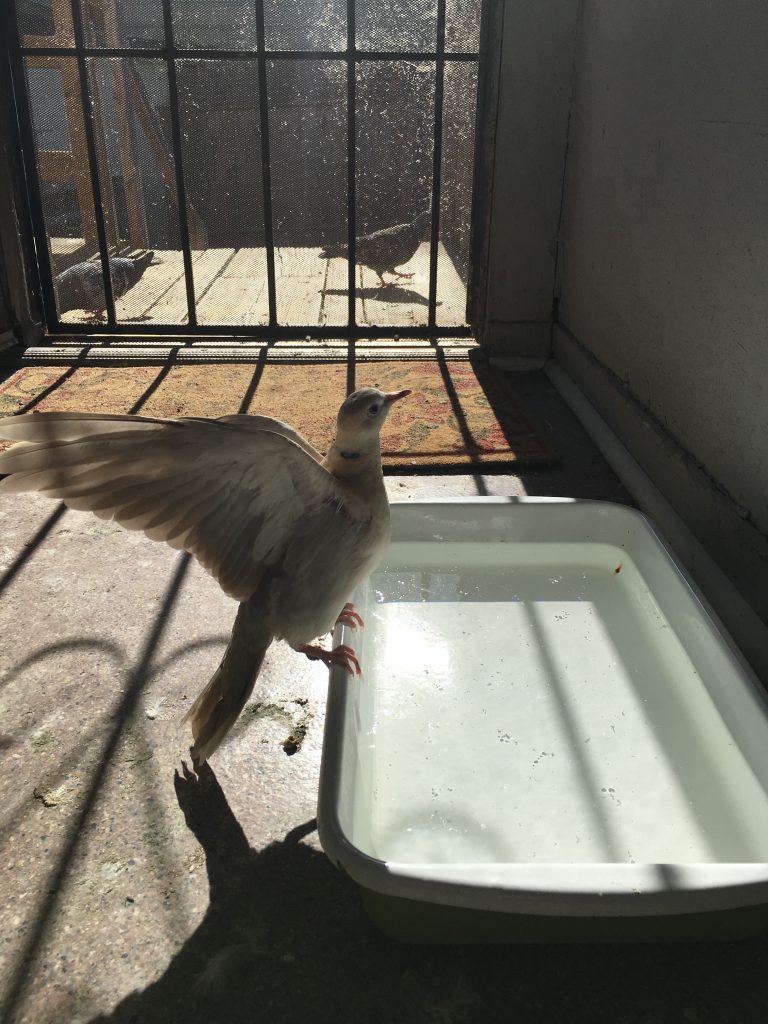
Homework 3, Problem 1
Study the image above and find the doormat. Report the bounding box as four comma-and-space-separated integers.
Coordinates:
0, 358, 555, 470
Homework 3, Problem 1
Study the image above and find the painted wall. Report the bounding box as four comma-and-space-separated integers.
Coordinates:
480, 0, 580, 356
558, 1, 768, 543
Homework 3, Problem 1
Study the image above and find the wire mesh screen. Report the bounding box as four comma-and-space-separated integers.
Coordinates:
88, 57, 185, 324
81, 1, 164, 49
173, 0, 258, 51
15, 0, 75, 46
356, 60, 434, 327
25, 56, 106, 322
12, 0, 484, 337
445, 0, 481, 52
177, 60, 267, 326
268, 60, 347, 326
356, 0, 437, 53
437, 59, 477, 326
264, 1, 346, 50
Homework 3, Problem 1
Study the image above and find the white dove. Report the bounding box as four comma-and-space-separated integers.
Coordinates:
0, 387, 410, 763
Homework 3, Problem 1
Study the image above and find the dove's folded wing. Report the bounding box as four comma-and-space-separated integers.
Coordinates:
0, 412, 348, 601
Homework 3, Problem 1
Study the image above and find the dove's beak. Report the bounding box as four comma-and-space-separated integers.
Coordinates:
383, 389, 411, 405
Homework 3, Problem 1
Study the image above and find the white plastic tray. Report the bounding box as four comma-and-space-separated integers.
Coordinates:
318, 499, 768, 935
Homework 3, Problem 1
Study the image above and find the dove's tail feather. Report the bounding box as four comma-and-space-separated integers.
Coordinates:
185, 599, 273, 765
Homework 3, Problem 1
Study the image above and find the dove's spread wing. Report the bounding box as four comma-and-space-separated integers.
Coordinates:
215, 414, 324, 463
0, 412, 354, 601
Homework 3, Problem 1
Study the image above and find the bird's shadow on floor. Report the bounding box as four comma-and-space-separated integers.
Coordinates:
323, 286, 438, 308
87, 763, 768, 1024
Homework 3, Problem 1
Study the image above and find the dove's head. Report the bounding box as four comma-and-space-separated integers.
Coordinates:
331, 387, 410, 469
337, 387, 411, 435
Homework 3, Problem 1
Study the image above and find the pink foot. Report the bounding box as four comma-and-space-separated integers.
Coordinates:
335, 602, 364, 630
393, 271, 415, 279
299, 642, 361, 677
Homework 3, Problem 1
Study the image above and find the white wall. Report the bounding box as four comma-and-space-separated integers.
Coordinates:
480, 0, 580, 357
558, 0, 768, 540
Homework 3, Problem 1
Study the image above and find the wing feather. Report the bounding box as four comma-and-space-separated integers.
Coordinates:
0, 411, 349, 600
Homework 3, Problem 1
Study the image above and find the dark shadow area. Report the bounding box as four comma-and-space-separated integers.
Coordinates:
0, 636, 125, 695
236, 346, 269, 414
127, 354, 178, 414
0, 503, 68, 596
82, 762, 768, 1024
435, 348, 489, 495
323, 286, 437, 308
7, 365, 78, 414
345, 339, 356, 395
467, 349, 634, 503
0, 348, 95, 414
0, 553, 192, 1024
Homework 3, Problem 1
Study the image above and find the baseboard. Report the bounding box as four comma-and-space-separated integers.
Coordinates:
477, 321, 552, 360
487, 355, 549, 371
548, 323, 768, 682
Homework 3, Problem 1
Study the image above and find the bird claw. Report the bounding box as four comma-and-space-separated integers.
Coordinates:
299, 642, 362, 677
330, 644, 362, 676
335, 602, 364, 630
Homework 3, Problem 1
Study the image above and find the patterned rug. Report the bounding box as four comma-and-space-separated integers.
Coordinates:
0, 359, 555, 470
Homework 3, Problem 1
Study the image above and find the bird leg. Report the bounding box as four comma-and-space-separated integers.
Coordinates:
335, 602, 364, 630
392, 270, 415, 279
298, 642, 361, 677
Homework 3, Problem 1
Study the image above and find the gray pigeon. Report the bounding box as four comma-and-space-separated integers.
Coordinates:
321, 211, 431, 287
55, 251, 156, 317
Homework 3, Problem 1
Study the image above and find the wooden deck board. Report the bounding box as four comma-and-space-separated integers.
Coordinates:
273, 247, 325, 326
117, 251, 186, 322
436, 245, 469, 326
55, 242, 467, 330
50, 237, 87, 258
197, 276, 267, 326
319, 252, 350, 328
223, 248, 267, 278
126, 248, 234, 324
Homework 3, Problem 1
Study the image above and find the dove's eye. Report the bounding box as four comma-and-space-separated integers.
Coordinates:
367, 404, 381, 416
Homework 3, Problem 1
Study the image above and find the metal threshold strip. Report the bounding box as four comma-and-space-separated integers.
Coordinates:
20, 337, 478, 365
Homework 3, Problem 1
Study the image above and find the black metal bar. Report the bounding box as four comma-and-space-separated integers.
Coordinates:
428, 0, 447, 329
161, 0, 197, 327
21, 46, 480, 62
46, 322, 474, 339
346, 0, 356, 329
6, 7, 58, 329
254, 0, 278, 327
70, 0, 116, 324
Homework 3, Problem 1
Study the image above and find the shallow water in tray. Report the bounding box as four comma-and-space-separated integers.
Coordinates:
351, 541, 768, 864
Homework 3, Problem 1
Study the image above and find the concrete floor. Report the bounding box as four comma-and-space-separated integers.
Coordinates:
1, 374, 766, 1024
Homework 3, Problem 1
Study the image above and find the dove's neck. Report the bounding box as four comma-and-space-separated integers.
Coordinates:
323, 433, 385, 492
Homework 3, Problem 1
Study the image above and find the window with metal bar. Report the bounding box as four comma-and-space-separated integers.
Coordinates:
10, 0, 484, 339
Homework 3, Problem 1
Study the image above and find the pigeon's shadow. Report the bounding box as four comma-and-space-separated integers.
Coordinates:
323, 286, 438, 308
86, 761, 405, 1024
86, 762, 768, 1024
